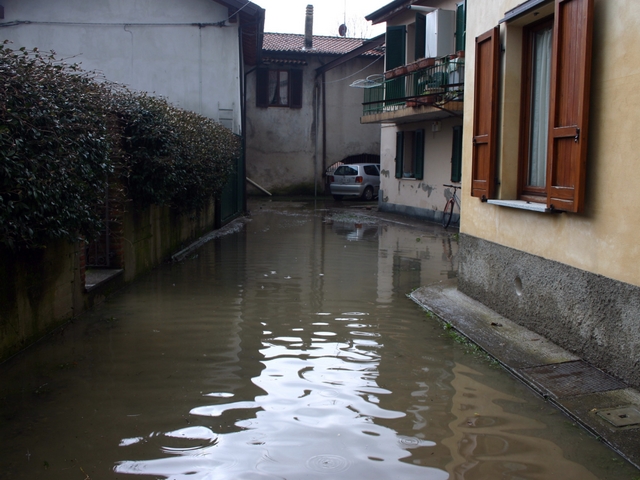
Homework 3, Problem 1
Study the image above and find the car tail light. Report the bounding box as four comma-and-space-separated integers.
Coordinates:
355, 176, 363, 183
328, 176, 334, 183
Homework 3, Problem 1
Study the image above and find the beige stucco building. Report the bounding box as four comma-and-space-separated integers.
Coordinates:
459, 0, 640, 388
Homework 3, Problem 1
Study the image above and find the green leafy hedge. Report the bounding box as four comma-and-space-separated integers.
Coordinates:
115, 92, 240, 213
0, 42, 240, 250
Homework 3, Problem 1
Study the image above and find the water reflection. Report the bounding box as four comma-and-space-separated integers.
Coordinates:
0, 200, 635, 479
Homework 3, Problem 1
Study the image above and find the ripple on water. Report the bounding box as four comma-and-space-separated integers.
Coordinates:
397, 435, 436, 448
306, 455, 350, 473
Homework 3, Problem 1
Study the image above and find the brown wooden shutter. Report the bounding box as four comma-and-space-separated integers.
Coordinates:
471, 27, 500, 200
290, 69, 303, 108
256, 67, 269, 108
546, 0, 593, 213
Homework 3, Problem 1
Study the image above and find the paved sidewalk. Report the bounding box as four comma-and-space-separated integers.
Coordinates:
410, 279, 640, 470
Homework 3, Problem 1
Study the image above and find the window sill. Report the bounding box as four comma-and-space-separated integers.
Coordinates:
486, 199, 550, 213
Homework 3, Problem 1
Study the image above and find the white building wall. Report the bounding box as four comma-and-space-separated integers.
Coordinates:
245, 55, 382, 195
379, 116, 462, 222
1, 0, 242, 132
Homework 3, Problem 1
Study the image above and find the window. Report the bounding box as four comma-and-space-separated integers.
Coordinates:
256, 68, 303, 108
520, 19, 553, 199
395, 129, 425, 180
471, 0, 593, 213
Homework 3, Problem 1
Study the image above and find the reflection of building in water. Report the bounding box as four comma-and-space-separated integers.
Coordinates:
377, 225, 458, 303
442, 363, 599, 479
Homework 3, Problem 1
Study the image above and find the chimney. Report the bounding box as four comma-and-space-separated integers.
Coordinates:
304, 5, 313, 50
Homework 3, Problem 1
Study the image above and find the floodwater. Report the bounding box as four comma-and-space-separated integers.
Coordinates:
0, 199, 637, 480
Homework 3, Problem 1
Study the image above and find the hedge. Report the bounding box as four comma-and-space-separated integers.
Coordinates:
0, 42, 240, 250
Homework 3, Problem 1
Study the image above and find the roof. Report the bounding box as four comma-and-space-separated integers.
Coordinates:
263, 33, 384, 57
366, 0, 440, 25
215, 0, 265, 65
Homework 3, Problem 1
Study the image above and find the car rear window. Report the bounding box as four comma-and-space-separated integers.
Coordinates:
335, 166, 358, 175
364, 165, 379, 176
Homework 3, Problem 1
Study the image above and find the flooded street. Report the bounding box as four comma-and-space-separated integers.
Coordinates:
0, 199, 637, 479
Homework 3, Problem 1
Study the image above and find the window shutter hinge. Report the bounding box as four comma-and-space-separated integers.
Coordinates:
574, 127, 580, 143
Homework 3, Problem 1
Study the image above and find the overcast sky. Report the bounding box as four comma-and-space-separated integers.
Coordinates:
254, 0, 390, 38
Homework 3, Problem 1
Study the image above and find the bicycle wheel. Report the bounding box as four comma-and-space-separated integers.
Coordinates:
442, 198, 455, 228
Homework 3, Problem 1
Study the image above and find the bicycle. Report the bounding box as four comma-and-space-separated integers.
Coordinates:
441, 184, 461, 229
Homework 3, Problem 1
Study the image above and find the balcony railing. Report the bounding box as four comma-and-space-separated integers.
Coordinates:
362, 56, 464, 116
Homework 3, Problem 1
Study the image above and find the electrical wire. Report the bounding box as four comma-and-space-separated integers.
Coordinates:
322, 54, 383, 84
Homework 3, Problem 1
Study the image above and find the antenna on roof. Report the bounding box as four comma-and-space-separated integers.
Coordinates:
339, 0, 347, 37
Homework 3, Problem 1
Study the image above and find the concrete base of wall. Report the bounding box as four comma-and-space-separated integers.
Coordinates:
458, 234, 640, 389
378, 191, 459, 226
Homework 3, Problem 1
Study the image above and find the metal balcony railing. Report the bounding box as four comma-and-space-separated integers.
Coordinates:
362, 57, 465, 116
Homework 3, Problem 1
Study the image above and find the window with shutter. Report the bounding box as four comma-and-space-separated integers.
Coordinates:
395, 129, 425, 180
471, 0, 592, 212
255, 68, 304, 109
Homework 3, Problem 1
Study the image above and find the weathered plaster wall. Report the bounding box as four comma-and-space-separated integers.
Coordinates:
1, 0, 242, 132
245, 55, 381, 195
460, 0, 640, 288
378, 117, 462, 223
457, 0, 640, 388
458, 234, 640, 388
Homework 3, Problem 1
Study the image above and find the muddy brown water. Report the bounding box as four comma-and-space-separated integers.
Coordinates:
0, 199, 637, 479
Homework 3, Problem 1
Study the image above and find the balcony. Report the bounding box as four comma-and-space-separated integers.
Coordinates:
359, 55, 464, 124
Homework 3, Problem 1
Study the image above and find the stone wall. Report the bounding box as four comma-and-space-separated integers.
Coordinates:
458, 233, 640, 389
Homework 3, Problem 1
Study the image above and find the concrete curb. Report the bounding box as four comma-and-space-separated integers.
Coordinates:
171, 217, 249, 263
410, 279, 640, 470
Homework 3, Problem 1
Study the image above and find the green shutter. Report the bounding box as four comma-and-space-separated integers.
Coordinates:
386, 25, 406, 70
414, 129, 425, 180
386, 26, 406, 101
256, 67, 269, 107
451, 125, 463, 182
415, 13, 426, 60
290, 69, 303, 108
456, 2, 466, 52
395, 131, 404, 179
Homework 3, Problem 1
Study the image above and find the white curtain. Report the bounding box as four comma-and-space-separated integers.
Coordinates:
528, 27, 552, 188
278, 71, 289, 105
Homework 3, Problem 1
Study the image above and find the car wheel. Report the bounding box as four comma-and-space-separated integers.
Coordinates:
332, 194, 344, 201
361, 186, 374, 201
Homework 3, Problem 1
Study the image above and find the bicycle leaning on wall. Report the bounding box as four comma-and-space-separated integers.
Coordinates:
442, 184, 461, 229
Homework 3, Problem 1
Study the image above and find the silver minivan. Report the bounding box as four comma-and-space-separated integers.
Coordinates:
328, 163, 380, 201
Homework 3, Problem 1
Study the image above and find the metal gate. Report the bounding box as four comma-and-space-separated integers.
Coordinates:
217, 146, 244, 227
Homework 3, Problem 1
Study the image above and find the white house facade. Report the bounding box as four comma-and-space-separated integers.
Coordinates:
0, 0, 265, 135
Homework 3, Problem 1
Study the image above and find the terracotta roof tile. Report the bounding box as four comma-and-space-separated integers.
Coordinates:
263, 33, 383, 56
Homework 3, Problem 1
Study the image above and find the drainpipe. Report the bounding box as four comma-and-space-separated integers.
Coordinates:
322, 71, 327, 189
314, 79, 320, 197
